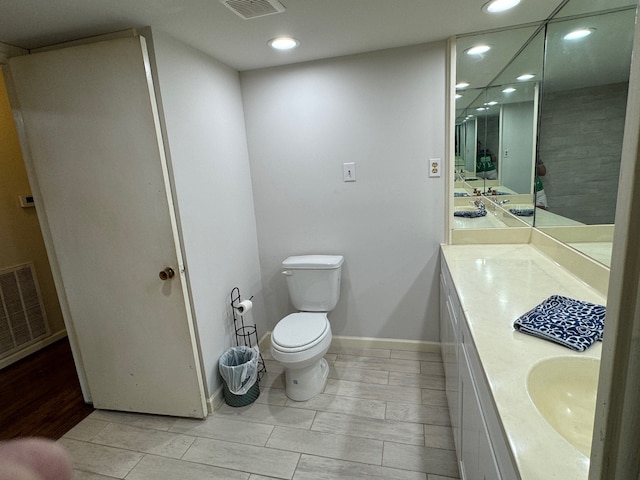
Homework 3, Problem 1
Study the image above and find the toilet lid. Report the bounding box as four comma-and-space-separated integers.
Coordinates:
272, 312, 328, 349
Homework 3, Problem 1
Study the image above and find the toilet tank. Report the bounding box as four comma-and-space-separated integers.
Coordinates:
282, 255, 344, 312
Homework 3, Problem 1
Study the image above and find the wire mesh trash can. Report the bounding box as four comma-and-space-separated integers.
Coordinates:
219, 346, 260, 407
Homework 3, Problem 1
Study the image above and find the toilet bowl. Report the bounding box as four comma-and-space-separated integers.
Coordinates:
271, 254, 343, 402
271, 312, 332, 401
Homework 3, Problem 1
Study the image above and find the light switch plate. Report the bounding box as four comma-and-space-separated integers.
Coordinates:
343, 162, 356, 182
429, 158, 441, 177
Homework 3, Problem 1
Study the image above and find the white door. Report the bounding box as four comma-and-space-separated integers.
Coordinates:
8, 36, 207, 418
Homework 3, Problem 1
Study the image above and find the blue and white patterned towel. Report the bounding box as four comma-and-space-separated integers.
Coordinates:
513, 295, 606, 351
453, 210, 487, 218
509, 208, 535, 216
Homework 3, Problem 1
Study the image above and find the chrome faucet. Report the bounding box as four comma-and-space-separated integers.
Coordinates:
471, 199, 486, 211
497, 199, 510, 206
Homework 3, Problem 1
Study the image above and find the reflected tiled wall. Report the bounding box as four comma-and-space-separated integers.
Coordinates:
539, 82, 628, 224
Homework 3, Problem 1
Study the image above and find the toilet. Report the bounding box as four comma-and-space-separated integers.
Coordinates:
271, 254, 344, 401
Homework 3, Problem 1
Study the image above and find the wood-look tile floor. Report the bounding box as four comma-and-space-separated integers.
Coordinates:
61, 346, 460, 480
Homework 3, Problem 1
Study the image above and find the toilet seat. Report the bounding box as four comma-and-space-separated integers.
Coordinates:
272, 313, 329, 353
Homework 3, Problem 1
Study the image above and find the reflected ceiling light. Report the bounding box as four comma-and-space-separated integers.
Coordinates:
563, 28, 594, 40
484, 101, 498, 106
502, 87, 516, 93
456, 94, 462, 99
476, 107, 487, 111
456, 82, 470, 89
465, 45, 491, 55
267, 36, 300, 50
517, 73, 535, 81
482, 0, 521, 13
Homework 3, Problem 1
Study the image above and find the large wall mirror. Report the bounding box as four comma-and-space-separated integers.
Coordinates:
453, 0, 637, 267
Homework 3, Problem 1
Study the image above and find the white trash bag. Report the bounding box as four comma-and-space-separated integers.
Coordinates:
218, 346, 260, 395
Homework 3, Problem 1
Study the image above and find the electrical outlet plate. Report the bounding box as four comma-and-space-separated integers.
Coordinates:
429, 158, 441, 178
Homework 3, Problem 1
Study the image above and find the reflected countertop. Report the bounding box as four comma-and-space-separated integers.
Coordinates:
441, 243, 605, 480
452, 210, 509, 228
535, 208, 584, 227
568, 242, 612, 267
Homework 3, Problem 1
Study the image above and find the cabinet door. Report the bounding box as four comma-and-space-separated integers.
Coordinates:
459, 347, 501, 480
478, 425, 501, 480
440, 273, 460, 453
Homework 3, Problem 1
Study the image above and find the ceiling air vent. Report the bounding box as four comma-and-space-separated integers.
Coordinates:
220, 0, 286, 19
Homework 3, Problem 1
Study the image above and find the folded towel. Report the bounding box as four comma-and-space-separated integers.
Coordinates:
454, 192, 470, 197
513, 295, 605, 351
454, 210, 487, 218
509, 208, 535, 216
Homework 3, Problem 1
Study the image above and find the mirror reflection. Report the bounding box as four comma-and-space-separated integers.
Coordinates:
452, 0, 637, 268
537, 7, 634, 223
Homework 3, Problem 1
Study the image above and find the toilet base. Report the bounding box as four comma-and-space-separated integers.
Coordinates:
284, 357, 329, 401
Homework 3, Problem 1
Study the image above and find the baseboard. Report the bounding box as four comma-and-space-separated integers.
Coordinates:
206, 387, 225, 414
259, 331, 440, 354
330, 335, 440, 353
0, 330, 68, 370
258, 331, 271, 351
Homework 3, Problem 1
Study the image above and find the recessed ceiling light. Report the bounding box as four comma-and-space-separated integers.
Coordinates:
484, 101, 498, 106
517, 73, 535, 81
482, 0, 521, 13
465, 45, 491, 55
267, 36, 300, 50
456, 82, 470, 89
563, 28, 594, 40
476, 107, 487, 111
502, 87, 516, 93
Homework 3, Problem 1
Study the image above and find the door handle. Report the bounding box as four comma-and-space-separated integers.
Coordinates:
159, 267, 175, 281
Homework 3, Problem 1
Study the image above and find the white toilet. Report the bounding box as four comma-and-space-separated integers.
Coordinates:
271, 254, 344, 401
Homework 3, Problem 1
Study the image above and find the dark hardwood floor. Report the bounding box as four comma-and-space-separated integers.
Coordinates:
0, 338, 94, 440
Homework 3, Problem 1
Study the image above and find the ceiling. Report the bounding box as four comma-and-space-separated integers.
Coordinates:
455, 0, 637, 118
0, 0, 567, 71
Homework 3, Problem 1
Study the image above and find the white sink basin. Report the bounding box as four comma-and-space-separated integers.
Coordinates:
527, 356, 600, 456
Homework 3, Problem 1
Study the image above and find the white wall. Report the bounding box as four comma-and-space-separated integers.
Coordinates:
464, 119, 477, 173
241, 43, 446, 342
501, 101, 535, 194
150, 31, 264, 396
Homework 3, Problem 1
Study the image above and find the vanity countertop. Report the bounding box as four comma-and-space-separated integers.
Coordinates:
441, 243, 605, 480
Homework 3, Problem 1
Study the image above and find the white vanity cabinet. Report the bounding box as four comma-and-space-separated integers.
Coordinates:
440, 253, 519, 480
459, 348, 499, 480
440, 264, 460, 452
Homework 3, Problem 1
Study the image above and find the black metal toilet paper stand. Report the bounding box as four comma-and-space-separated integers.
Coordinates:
230, 286, 266, 380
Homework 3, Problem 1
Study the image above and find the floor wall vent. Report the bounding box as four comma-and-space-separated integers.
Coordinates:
0, 263, 50, 359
